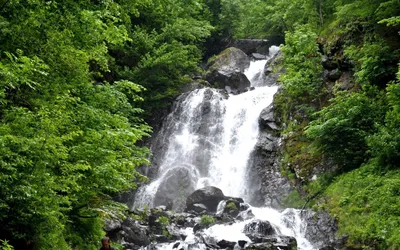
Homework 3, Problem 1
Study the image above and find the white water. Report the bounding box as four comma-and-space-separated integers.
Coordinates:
134, 46, 315, 249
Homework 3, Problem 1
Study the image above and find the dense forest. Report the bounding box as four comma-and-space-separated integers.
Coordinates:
0, 0, 399, 249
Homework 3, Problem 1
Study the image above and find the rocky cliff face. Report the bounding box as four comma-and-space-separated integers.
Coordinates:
246, 103, 292, 208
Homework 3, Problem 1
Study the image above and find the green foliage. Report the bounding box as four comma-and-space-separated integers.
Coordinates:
368, 83, 400, 169
0, 240, 13, 250
280, 25, 323, 100
225, 201, 238, 211
281, 190, 307, 209
306, 91, 385, 171
156, 216, 170, 227
200, 215, 215, 226
325, 164, 400, 249
344, 42, 397, 86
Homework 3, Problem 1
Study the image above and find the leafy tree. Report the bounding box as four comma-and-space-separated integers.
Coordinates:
368, 82, 400, 170
306, 90, 385, 172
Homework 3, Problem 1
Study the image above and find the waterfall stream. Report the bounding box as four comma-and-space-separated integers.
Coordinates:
133, 46, 315, 250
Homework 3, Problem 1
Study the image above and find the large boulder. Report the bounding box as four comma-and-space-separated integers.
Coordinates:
115, 218, 150, 247
154, 166, 197, 211
206, 70, 251, 95
244, 219, 276, 241
206, 47, 250, 73
206, 47, 251, 95
185, 186, 225, 213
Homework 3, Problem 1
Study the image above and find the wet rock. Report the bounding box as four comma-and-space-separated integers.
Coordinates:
154, 234, 169, 243
217, 240, 236, 249
274, 236, 297, 250
238, 240, 248, 248
180, 81, 207, 93
154, 167, 197, 211
232, 37, 284, 55
214, 213, 235, 224
236, 209, 255, 221
259, 105, 275, 127
185, 186, 226, 213
245, 236, 297, 250
221, 199, 241, 218
252, 53, 267, 60
207, 69, 251, 94
190, 203, 208, 214
302, 210, 339, 249
244, 219, 276, 241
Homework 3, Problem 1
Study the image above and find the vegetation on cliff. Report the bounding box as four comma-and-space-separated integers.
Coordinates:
232, 0, 400, 248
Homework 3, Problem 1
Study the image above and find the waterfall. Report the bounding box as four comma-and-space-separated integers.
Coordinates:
133, 46, 315, 250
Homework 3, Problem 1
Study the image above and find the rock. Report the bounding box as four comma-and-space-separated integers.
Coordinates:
154, 234, 169, 243
207, 47, 250, 73
172, 242, 180, 249
245, 237, 297, 250
236, 209, 255, 221
259, 105, 274, 124
256, 133, 278, 152
205, 47, 251, 94
263, 50, 284, 86
185, 186, 226, 213
273, 236, 297, 250
264, 67, 273, 75
238, 240, 248, 248
217, 240, 236, 249
323, 69, 342, 81
252, 53, 267, 60
302, 210, 339, 249
232, 37, 284, 55
322, 55, 339, 70
180, 81, 207, 93
214, 212, 235, 224
104, 218, 122, 232
259, 104, 279, 132
190, 203, 208, 214
118, 218, 150, 246
206, 69, 251, 94
153, 166, 197, 210
166, 224, 185, 241
244, 220, 276, 242
221, 199, 241, 218
334, 71, 355, 91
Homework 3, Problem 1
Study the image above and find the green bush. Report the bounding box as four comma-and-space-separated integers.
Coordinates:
0, 240, 14, 250
225, 201, 238, 211
325, 164, 400, 249
200, 215, 215, 226
306, 91, 385, 172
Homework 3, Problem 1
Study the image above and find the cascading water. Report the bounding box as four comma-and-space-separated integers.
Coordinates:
133, 46, 315, 250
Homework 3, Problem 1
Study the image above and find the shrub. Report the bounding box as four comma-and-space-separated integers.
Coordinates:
200, 215, 215, 226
